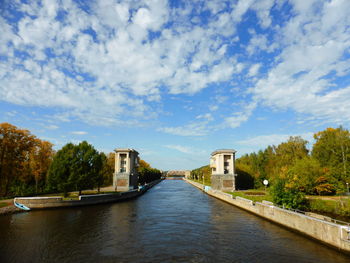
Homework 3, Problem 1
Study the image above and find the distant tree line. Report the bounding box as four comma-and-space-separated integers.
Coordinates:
190, 127, 350, 209
236, 127, 350, 208
0, 122, 162, 197
236, 127, 350, 196
190, 165, 211, 184
137, 159, 162, 184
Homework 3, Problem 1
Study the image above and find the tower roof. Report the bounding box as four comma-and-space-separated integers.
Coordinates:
211, 149, 236, 156
114, 148, 139, 154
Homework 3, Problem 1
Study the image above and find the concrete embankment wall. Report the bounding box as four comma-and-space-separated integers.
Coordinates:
184, 179, 350, 253
14, 179, 163, 209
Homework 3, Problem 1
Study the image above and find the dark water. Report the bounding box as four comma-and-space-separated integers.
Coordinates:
0, 180, 349, 263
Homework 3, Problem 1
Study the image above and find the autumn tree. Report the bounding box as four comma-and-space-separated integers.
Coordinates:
138, 159, 162, 184
30, 140, 55, 193
0, 123, 36, 196
139, 159, 151, 169
99, 152, 115, 190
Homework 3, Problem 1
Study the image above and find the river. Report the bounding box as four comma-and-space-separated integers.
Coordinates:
0, 180, 349, 263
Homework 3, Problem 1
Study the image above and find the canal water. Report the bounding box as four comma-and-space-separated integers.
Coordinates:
0, 180, 349, 263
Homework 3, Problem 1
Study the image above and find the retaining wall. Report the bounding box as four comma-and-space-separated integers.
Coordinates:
184, 178, 350, 253
14, 179, 163, 209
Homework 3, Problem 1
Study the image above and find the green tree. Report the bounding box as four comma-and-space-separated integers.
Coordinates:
287, 157, 325, 194
312, 127, 350, 191
138, 167, 162, 184
69, 141, 102, 195
270, 177, 306, 209
236, 146, 276, 189
275, 136, 309, 168
47, 143, 76, 195
47, 141, 102, 196
191, 165, 211, 184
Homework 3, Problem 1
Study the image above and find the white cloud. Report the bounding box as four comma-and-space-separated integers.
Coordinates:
158, 124, 208, 137
1, 0, 349, 133
71, 131, 88, 135
5, 111, 17, 117
209, 105, 219, 111
224, 101, 257, 128
248, 63, 261, 77
46, 124, 59, 130
164, 145, 192, 154
164, 144, 207, 157
237, 132, 314, 148
196, 113, 213, 121
0, 0, 250, 127
252, 0, 350, 124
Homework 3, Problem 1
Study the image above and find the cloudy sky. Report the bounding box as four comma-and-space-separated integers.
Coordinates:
1, 0, 349, 170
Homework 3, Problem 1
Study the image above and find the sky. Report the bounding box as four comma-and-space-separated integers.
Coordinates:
1, 0, 350, 170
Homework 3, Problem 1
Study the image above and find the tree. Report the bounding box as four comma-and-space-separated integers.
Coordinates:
287, 157, 325, 194
138, 159, 162, 184
0, 123, 36, 196
191, 165, 211, 184
312, 127, 350, 190
48, 141, 103, 196
30, 140, 55, 193
139, 159, 151, 169
275, 136, 309, 168
314, 176, 336, 195
47, 143, 76, 195
69, 141, 102, 195
99, 152, 115, 190
270, 177, 306, 209
236, 146, 276, 189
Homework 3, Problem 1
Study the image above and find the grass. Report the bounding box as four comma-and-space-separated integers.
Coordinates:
0, 202, 9, 208
306, 196, 350, 221
190, 178, 211, 186
228, 190, 273, 203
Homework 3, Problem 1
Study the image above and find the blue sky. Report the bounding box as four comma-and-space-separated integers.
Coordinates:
1, 0, 350, 170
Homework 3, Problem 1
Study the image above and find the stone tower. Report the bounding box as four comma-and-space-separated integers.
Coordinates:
210, 149, 236, 191
114, 148, 139, 192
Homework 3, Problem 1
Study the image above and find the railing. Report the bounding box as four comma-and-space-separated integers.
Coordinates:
276, 205, 350, 227
187, 179, 350, 228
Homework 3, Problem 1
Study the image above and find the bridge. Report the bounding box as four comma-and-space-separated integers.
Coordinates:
165, 170, 191, 180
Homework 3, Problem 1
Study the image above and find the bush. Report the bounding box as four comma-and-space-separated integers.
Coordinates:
270, 178, 306, 209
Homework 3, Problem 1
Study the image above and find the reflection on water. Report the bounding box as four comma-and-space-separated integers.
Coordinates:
0, 180, 349, 263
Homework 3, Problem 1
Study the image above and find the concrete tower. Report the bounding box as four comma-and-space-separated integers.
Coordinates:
114, 148, 139, 192
210, 149, 236, 191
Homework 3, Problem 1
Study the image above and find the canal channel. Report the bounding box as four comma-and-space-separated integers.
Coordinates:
0, 180, 349, 262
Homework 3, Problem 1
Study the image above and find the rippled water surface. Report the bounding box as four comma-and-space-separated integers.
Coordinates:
0, 180, 349, 263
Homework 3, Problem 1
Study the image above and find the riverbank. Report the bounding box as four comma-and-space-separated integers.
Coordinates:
1, 179, 162, 214
184, 178, 350, 254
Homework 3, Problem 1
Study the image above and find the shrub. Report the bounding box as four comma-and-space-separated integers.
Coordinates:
270, 178, 306, 209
